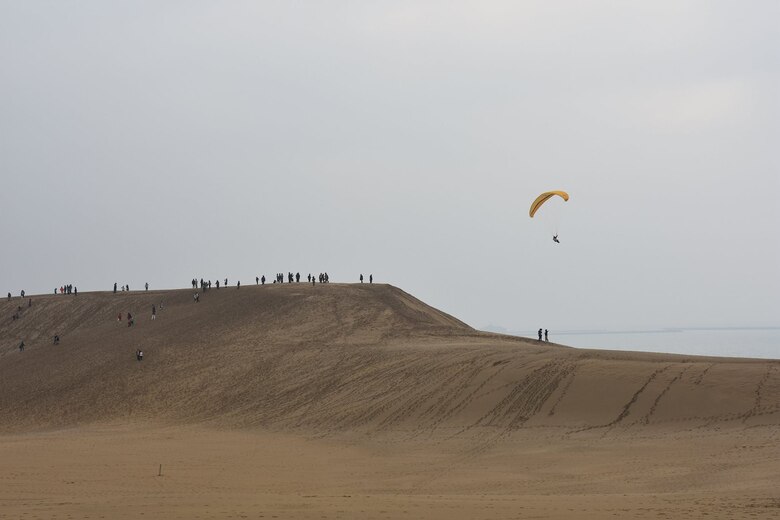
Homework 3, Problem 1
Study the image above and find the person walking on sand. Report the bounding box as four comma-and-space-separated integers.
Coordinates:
538, 328, 543, 341
360, 274, 364, 283
19, 341, 25, 352
544, 329, 549, 342
151, 305, 156, 320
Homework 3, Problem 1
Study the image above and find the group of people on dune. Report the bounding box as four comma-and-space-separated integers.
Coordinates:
12, 274, 378, 358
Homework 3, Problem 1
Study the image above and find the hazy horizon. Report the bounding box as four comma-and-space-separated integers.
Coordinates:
2, 2, 778, 338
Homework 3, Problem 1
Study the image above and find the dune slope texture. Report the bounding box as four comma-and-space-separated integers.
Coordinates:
2, 284, 778, 434
2, 285, 780, 519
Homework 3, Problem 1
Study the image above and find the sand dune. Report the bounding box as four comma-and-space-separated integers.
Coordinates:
1, 284, 778, 518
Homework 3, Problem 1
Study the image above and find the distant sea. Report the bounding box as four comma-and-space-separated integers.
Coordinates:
503, 327, 780, 360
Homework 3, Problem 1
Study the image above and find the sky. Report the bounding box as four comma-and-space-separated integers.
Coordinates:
1, 1, 778, 335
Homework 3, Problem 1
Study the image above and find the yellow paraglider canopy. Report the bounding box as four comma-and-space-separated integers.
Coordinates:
529, 190, 569, 218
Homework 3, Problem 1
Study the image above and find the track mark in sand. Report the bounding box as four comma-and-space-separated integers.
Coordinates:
742, 365, 777, 423
573, 364, 671, 433
426, 357, 514, 432
693, 363, 714, 385
641, 365, 691, 425
467, 360, 575, 433
547, 362, 578, 416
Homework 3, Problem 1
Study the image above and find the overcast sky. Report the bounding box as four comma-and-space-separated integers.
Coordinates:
1, 1, 778, 333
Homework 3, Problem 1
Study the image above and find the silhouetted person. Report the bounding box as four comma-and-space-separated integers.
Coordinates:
237, 281, 240, 289
216, 280, 220, 289
114, 282, 118, 293
370, 274, 373, 283
296, 272, 300, 283
19, 341, 24, 352
20, 290, 25, 298
6, 292, 10, 300
538, 328, 543, 341
544, 329, 549, 342
74, 287, 77, 296
360, 274, 363, 283
225, 278, 228, 286
145, 282, 149, 291
256, 276, 259, 285
261, 275, 265, 285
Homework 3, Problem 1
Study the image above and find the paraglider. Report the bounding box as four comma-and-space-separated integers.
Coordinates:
530, 190, 569, 242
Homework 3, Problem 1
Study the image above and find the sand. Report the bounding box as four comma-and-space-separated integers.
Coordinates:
1, 284, 778, 518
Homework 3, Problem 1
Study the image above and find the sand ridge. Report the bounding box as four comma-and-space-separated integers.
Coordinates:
1, 284, 779, 518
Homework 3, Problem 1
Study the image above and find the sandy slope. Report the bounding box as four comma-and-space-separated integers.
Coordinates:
1, 284, 778, 518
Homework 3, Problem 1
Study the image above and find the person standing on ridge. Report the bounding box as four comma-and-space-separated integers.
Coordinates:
360, 274, 364, 283
544, 329, 549, 342
237, 281, 240, 289
538, 328, 543, 341
370, 274, 373, 283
